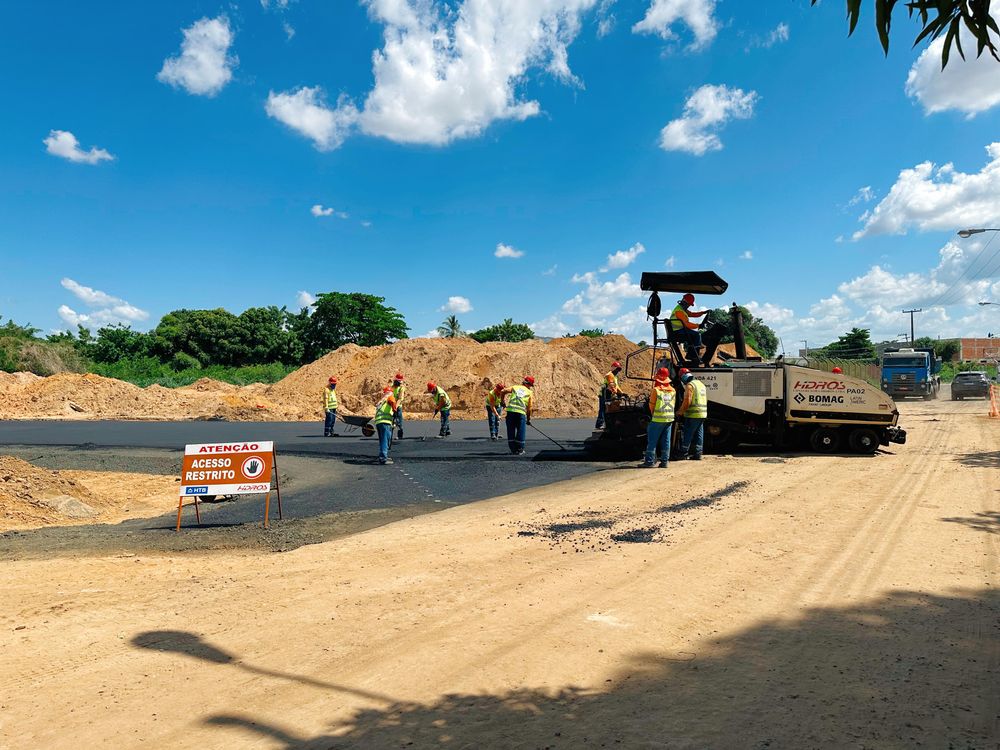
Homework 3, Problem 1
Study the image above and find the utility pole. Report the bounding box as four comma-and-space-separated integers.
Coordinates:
801, 339, 808, 357
902, 308, 923, 344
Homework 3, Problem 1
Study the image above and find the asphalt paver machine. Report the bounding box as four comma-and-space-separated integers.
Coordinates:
584, 271, 907, 457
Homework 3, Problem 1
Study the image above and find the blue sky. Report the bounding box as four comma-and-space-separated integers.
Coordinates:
4, 0, 1000, 351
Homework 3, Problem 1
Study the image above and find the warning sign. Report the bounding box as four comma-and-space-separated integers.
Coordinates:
179, 441, 274, 497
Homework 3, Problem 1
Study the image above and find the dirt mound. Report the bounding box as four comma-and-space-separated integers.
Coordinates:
0, 371, 41, 393
266, 337, 605, 419
549, 335, 656, 397
0, 456, 100, 529
0, 335, 754, 422
0, 455, 181, 531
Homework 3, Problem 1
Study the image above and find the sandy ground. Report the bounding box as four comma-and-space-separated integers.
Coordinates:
2, 396, 999, 748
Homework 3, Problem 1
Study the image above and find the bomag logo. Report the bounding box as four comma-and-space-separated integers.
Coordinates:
807, 394, 845, 404
793, 381, 846, 391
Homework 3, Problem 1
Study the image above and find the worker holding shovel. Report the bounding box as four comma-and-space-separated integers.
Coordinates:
374, 386, 398, 465
427, 382, 452, 437
486, 383, 506, 441
391, 373, 406, 439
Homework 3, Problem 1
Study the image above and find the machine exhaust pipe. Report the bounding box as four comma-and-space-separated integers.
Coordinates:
730, 303, 747, 360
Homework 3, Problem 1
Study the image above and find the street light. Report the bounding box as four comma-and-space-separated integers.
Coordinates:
957, 228, 1000, 238
980, 301, 1000, 306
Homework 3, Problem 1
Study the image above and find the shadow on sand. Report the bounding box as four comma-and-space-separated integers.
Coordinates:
134, 588, 1000, 748
955, 451, 1000, 469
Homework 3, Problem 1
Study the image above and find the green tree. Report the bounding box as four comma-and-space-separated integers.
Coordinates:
704, 306, 779, 358
152, 309, 245, 366
300, 292, 408, 361
437, 315, 464, 338
88, 325, 153, 363
578, 328, 605, 338
236, 306, 302, 365
470, 319, 535, 343
814, 0, 1000, 68
823, 328, 877, 359
0, 319, 40, 339
913, 336, 961, 362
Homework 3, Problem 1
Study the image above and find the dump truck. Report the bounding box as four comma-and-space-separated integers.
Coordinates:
880, 347, 941, 400
585, 271, 907, 457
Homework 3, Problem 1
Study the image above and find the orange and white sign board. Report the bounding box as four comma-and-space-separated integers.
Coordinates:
179, 441, 274, 497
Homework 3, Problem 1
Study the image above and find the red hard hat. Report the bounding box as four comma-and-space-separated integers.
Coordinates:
655, 367, 670, 381
382, 386, 392, 394
682, 293, 695, 305
611, 361, 622, 369
394, 373, 404, 381
426, 381, 436, 391
494, 382, 506, 392
523, 376, 535, 386
678, 367, 690, 377
328, 376, 337, 385
832, 367, 843, 374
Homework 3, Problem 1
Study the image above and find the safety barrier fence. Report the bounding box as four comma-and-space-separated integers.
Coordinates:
802, 358, 881, 387
990, 384, 999, 418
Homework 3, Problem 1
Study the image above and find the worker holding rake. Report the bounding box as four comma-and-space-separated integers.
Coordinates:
502, 376, 534, 455
427, 381, 452, 437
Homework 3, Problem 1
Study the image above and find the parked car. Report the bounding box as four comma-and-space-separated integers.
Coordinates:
951, 371, 991, 400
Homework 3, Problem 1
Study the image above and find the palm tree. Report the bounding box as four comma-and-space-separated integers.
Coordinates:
437, 315, 464, 338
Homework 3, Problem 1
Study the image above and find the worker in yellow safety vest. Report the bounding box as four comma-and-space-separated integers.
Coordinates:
391, 373, 406, 439
486, 383, 506, 441
595, 360, 622, 429
502, 376, 534, 455
640, 368, 675, 468
669, 293, 710, 366
374, 386, 399, 465
676, 367, 708, 461
426, 382, 452, 437
323, 376, 339, 437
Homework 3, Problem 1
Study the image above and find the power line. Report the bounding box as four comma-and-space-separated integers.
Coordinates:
929, 230, 1000, 307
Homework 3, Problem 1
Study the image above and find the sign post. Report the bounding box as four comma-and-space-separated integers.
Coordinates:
177, 441, 281, 531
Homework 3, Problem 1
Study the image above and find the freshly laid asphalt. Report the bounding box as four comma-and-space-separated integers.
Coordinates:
0, 419, 623, 557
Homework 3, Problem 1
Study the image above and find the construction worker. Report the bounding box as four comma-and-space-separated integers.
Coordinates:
595, 361, 622, 429
502, 376, 534, 455
676, 367, 708, 460
426, 382, 452, 437
486, 383, 506, 440
669, 293, 710, 365
323, 376, 339, 437
391, 373, 406, 439
640, 367, 675, 468
374, 386, 398, 465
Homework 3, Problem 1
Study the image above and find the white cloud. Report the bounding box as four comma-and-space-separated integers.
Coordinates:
495, 242, 525, 259
632, 0, 717, 50
601, 242, 645, 270
265, 86, 359, 151
58, 278, 149, 329
311, 204, 348, 218
764, 22, 789, 47
273, 0, 597, 151
664, 255, 675, 268
659, 84, 758, 155
440, 295, 473, 314
43, 130, 114, 165
530, 314, 572, 337
360, 220, 373, 228
157, 16, 236, 97
906, 31, 1000, 117
854, 143, 1000, 239
847, 185, 876, 206
283, 22, 296, 40
296, 291, 316, 308
745, 300, 794, 327
260, 0, 293, 7
542, 264, 558, 276
739, 250, 753, 260
562, 271, 643, 327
